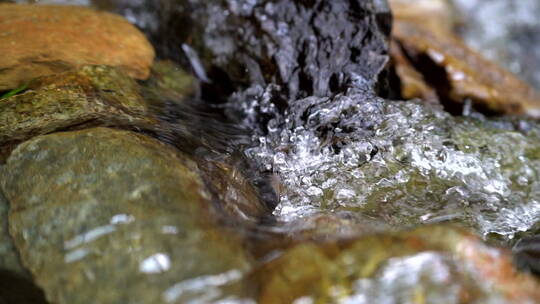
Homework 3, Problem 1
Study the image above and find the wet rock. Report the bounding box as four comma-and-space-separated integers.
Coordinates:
0, 65, 156, 149
254, 226, 540, 303
0, 127, 252, 304
388, 0, 453, 103
198, 159, 272, 223
391, 17, 540, 117
112, 0, 390, 103
0, 3, 154, 90
513, 235, 540, 276
389, 39, 439, 103
453, 0, 540, 90
249, 91, 540, 242
142, 60, 197, 104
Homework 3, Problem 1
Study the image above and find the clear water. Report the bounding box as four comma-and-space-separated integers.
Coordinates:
246, 88, 540, 242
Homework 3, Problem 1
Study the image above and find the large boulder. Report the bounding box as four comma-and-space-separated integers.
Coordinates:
0, 127, 252, 304
0, 4, 154, 91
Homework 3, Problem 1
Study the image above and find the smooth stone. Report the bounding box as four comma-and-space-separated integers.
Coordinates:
0, 127, 252, 304
255, 226, 540, 303
0, 4, 154, 91
0, 65, 156, 148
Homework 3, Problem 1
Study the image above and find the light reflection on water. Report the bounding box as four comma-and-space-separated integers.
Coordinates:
247, 92, 540, 241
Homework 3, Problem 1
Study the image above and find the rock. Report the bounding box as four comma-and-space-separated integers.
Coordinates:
108, 0, 390, 105
389, 0, 457, 33
453, 0, 540, 90
254, 226, 540, 303
0, 65, 156, 149
0, 3, 154, 90
198, 159, 272, 223
0, 127, 252, 304
513, 234, 540, 275
388, 0, 456, 103
142, 60, 197, 103
389, 39, 439, 103
0, 187, 27, 276
391, 16, 540, 117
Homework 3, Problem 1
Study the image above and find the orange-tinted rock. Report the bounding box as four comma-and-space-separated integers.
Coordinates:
391, 17, 540, 117
254, 226, 540, 304
389, 39, 439, 103
389, 0, 456, 33
0, 4, 155, 90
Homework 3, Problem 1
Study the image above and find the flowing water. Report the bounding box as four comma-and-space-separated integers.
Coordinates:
3, 0, 540, 303
243, 87, 540, 242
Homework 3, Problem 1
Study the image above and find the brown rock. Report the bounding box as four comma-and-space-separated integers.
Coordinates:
0, 4, 155, 90
391, 16, 540, 117
389, 39, 439, 103
389, 0, 457, 33
254, 226, 540, 303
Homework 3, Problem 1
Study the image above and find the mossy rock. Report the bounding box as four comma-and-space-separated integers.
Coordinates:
0, 127, 252, 304
0, 65, 158, 149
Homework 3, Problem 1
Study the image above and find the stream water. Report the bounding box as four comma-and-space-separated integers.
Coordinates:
3, 0, 540, 303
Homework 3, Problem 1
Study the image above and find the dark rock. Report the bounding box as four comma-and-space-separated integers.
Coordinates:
0, 187, 27, 276
0, 128, 252, 304
513, 235, 540, 275
0, 269, 48, 304
103, 0, 391, 104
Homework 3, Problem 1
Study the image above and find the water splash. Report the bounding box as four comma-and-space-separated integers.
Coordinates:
247, 89, 540, 241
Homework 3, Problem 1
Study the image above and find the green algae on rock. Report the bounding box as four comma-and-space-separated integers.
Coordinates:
0, 128, 252, 304
254, 225, 540, 304
142, 60, 197, 104
0, 65, 156, 147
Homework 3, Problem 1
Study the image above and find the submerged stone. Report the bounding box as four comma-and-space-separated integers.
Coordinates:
0, 65, 156, 148
0, 4, 154, 91
198, 159, 272, 223
254, 226, 540, 303
142, 60, 197, 105
0, 128, 252, 304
